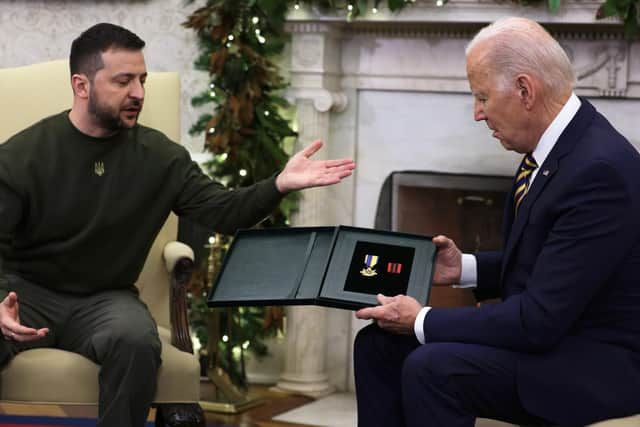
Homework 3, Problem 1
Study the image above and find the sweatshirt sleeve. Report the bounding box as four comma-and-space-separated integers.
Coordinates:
172, 150, 283, 235
0, 180, 23, 300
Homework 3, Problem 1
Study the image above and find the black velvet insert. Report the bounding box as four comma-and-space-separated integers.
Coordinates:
344, 241, 414, 296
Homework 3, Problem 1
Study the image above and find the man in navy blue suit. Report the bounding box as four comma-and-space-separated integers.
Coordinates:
355, 17, 640, 427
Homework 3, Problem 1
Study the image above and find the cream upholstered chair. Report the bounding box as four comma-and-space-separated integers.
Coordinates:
0, 60, 205, 427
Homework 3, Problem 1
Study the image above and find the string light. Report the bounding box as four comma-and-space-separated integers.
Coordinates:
219, 153, 228, 161
209, 90, 215, 98
372, 7, 378, 13
209, 82, 215, 89
242, 341, 250, 349
226, 42, 232, 48
436, 0, 444, 6
227, 34, 234, 41
222, 335, 229, 342
255, 28, 266, 43
239, 169, 247, 177
294, 1, 300, 9
347, 3, 353, 11
208, 236, 216, 245
208, 127, 215, 134
252, 16, 259, 24
264, 110, 270, 116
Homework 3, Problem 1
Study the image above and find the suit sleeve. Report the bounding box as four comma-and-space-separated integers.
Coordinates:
474, 251, 503, 300
423, 161, 638, 352
172, 150, 283, 235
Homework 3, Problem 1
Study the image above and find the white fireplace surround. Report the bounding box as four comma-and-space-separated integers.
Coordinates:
277, 1, 640, 395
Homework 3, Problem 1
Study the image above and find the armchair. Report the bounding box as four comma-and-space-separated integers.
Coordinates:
0, 60, 204, 427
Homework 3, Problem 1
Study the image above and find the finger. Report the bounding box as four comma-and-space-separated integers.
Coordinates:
355, 307, 374, 319
12, 329, 48, 343
310, 174, 349, 187
335, 169, 354, 179
377, 294, 394, 305
321, 169, 353, 184
301, 140, 323, 158
35, 327, 49, 337
327, 164, 356, 177
355, 305, 386, 320
325, 158, 355, 168
8, 324, 40, 336
2, 314, 44, 334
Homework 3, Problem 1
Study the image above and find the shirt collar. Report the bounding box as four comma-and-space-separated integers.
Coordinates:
531, 92, 581, 166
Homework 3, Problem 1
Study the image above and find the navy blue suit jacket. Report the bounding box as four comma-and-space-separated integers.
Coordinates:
423, 99, 640, 425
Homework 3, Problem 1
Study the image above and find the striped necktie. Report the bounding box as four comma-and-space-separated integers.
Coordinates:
514, 153, 538, 214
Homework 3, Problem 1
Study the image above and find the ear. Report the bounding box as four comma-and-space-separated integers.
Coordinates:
515, 74, 536, 110
70, 74, 90, 99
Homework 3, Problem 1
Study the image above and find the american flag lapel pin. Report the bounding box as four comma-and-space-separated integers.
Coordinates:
542, 169, 550, 176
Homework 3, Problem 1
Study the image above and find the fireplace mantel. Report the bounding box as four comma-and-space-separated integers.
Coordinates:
287, 0, 617, 26
286, 2, 638, 99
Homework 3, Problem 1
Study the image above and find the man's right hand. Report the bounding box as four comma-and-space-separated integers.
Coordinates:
0, 292, 49, 342
432, 235, 463, 286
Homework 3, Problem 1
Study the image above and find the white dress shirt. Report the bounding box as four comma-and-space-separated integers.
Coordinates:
413, 93, 582, 344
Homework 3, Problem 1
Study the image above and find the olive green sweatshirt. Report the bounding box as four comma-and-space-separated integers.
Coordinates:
0, 111, 282, 296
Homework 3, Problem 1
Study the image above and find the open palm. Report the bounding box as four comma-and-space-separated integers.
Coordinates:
275, 140, 355, 193
0, 292, 49, 342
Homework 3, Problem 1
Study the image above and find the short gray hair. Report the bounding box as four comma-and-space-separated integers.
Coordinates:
466, 17, 575, 99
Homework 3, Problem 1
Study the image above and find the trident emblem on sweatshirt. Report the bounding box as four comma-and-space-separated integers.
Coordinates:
94, 161, 105, 176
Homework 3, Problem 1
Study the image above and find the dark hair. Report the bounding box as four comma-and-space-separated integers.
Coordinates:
69, 23, 145, 80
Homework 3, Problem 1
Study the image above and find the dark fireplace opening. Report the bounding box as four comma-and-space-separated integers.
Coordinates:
375, 171, 513, 308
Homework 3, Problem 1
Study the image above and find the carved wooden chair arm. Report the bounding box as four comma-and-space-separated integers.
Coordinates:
163, 241, 196, 354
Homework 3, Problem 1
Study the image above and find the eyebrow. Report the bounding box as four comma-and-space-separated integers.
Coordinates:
112, 72, 148, 80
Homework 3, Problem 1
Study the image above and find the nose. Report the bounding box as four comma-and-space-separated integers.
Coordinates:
474, 100, 486, 122
130, 79, 145, 100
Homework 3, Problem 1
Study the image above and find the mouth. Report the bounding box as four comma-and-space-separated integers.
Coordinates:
122, 106, 140, 119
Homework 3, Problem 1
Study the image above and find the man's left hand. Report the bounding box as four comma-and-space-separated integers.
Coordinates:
356, 294, 423, 335
275, 140, 355, 193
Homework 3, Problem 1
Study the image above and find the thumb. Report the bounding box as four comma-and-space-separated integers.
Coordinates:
301, 140, 323, 158
3, 292, 18, 308
432, 235, 452, 249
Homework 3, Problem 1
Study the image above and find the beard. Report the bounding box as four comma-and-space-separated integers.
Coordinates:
88, 86, 142, 133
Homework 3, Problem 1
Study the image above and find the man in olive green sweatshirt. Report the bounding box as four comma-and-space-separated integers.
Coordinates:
0, 23, 354, 427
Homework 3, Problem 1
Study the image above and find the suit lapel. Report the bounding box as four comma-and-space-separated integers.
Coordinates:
499, 98, 597, 283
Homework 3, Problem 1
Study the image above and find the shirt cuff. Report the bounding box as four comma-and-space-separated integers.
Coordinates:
452, 253, 478, 289
413, 306, 431, 344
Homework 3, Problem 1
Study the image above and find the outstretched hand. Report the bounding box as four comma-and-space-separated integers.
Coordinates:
275, 140, 355, 193
355, 294, 423, 335
0, 292, 49, 342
